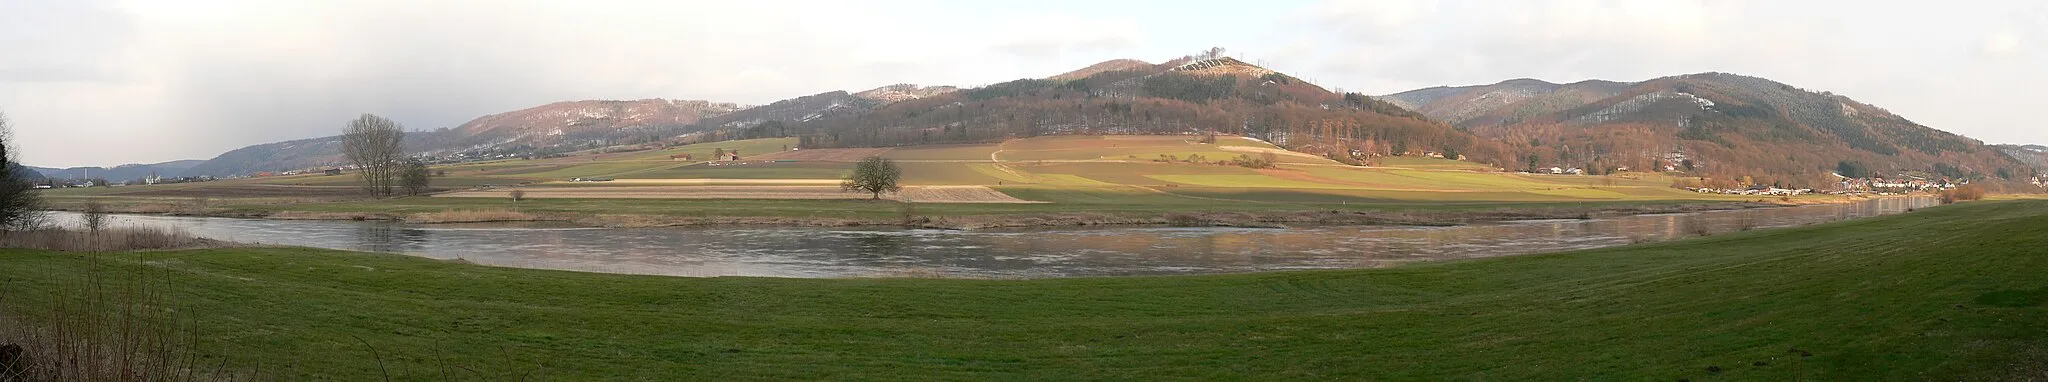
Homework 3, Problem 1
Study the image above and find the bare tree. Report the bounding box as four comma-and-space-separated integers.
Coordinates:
341, 114, 406, 197
81, 201, 108, 233
1205, 47, 1227, 60
841, 156, 903, 200
401, 159, 431, 196
0, 110, 45, 233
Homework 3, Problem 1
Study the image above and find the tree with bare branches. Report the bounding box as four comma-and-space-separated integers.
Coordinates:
0, 110, 44, 232
341, 114, 407, 197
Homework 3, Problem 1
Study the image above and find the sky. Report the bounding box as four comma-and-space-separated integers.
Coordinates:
2, 0, 2043, 168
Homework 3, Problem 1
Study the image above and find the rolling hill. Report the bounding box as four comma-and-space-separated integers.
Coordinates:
790, 55, 1507, 168
182, 99, 744, 177
31, 159, 204, 181
454, 99, 744, 145
1385, 73, 2030, 188
8, 164, 40, 181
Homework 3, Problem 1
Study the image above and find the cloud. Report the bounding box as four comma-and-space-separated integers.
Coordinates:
4, 0, 2045, 167
990, 14, 1145, 61
1981, 31, 2022, 57
0, 1, 135, 84
1284, 0, 2047, 146
0, 0, 1132, 166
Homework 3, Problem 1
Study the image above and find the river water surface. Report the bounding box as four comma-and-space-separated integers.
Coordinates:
60, 197, 1937, 278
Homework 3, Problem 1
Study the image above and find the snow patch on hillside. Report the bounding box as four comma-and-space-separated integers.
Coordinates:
1573, 91, 1713, 124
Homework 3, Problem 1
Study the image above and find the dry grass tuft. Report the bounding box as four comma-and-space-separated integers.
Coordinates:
403, 209, 542, 224
0, 227, 219, 252
266, 211, 388, 221
0, 253, 228, 380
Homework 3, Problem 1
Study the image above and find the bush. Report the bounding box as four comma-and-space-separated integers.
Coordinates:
1941, 184, 1986, 204
1231, 154, 1275, 169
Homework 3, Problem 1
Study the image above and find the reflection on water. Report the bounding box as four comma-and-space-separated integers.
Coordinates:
50, 197, 1939, 278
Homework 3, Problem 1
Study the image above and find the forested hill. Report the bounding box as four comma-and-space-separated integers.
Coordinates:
790, 56, 1513, 167
1385, 73, 2033, 188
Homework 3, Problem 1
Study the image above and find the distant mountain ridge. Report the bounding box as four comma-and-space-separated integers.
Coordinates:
31, 159, 204, 181
455, 99, 744, 145
1384, 73, 2028, 187
181, 99, 743, 177
160, 56, 2030, 190
8, 164, 40, 181
790, 55, 1494, 165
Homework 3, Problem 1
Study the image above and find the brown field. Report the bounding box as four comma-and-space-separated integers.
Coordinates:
753, 147, 890, 161
562, 179, 845, 186
894, 186, 1040, 203
1218, 145, 1326, 160
116, 184, 364, 198
436, 185, 1035, 203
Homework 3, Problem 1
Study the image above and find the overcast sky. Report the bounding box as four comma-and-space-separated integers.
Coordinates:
2, 0, 2043, 167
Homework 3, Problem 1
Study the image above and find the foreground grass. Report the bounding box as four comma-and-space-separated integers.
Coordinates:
4, 201, 2046, 379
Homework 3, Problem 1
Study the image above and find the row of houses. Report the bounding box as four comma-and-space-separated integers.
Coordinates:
1687, 186, 1816, 196
1837, 177, 1959, 192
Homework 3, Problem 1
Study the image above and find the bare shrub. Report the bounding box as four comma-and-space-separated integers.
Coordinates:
1682, 214, 1713, 237
1734, 214, 1758, 232
81, 201, 109, 233
1164, 212, 1213, 227
508, 189, 525, 202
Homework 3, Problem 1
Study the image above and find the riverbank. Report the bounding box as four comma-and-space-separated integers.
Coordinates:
46, 195, 1802, 230
2, 200, 2042, 379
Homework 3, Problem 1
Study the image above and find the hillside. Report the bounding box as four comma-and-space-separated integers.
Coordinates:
184, 99, 743, 177
1386, 73, 2030, 188
853, 84, 958, 104
792, 55, 1507, 168
694, 91, 880, 131
32, 159, 205, 181
455, 99, 743, 145
1047, 59, 1153, 81
1384, 79, 1631, 128
2000, 144, 2048, 171
8, 164, 40, 180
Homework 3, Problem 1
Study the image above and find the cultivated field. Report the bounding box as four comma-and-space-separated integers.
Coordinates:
41, 135, 1773, 223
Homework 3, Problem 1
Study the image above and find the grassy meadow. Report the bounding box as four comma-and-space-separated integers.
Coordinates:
1, 200, 2042, 379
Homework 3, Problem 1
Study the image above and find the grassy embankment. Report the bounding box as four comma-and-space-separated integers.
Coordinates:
38, 136, 1801, 226
1, 200, 2043, 379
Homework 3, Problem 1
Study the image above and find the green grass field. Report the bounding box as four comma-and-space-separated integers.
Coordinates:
2, 200, 2042, 379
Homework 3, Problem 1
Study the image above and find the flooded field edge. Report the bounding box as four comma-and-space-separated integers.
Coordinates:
46, 197, 1940, 279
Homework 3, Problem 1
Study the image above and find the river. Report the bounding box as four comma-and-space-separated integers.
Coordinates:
50, 197, 1938, 278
